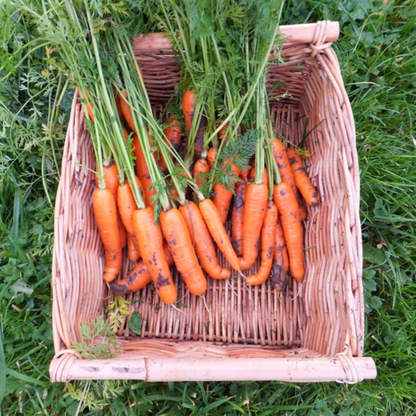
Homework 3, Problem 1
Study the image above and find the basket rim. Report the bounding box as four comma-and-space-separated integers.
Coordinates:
50, 19, 373, 382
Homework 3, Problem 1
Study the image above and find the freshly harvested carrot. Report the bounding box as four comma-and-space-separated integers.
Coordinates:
182, 90, 197, 130
270, 216, 289, 291
118, 68, 144, 132
111, 244, 174, 295
160, 118, 183, 172
117, 179, 142, 258
239, 168, 250, 182
133, 133, 157, 207
120, 90, 136, 133
93, 188, 122, 282
127, 234, 140, 262
112, 86, 124, 122
160, 208, 207, 296
231, 179, 247, 256
238, 183, 269, 270
179, 201, 231, 280
164, 117, 183, 150
193, 158, 210, 188
287, 149, 320, 207
94, 163, 119, 198
199, 198, 240, 271
133, 207, 177, 304
77, 88, 94, 122
207, 147, 217, 169
249, 167, 269, 188
212, 162, 240, 224
272, 138, 306, 221
246, 201, 277, 285
94, 163, 127, 248
217, 116, 228, 141
273, 182, 304, 282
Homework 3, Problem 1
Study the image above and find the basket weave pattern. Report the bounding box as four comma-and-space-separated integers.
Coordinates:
50, 22, 374, 383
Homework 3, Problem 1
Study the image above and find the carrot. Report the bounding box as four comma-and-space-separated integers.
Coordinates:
160, 208, 207, 296
286, 149, 320, 207
94, 163, 127, 248
207, 147, 217, 169
182, 90, 197, 130
117, 178, 143, 258
273, 182, 304, 282
238, 183, 269, 270
111, 244, 173, 295
127, 234, 140, 262
112, 86, 124, 122
249, 167, 269, 188
93, 188, 122, 282
133, 207, 177, 304
160, 118, 183, 172
239, 168, 250, 182
133, 133, 157, 207
179, 201, 231, 279
246, 201, 277, 285
212, 161, 240, 224
217, 116, 228, 141
164, 117, 183, 150
272, 138, 307, 220
199, 198, 240, 271
231, 179, 247, 256
94, 163, 119, 199
77, 88, 94, 122
120, 90, 136, 133
193, 158, 210, 188
270, 216, 289, 291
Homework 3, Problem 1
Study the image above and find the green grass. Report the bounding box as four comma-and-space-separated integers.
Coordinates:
1, 0, 416, 414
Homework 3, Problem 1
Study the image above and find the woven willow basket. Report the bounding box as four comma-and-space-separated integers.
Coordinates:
50, 21, 376, 383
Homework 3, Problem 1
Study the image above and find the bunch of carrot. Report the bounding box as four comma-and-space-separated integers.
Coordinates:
63, 0, 320, 305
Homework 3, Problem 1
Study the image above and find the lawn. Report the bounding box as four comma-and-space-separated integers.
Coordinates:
1, 0, 416, 414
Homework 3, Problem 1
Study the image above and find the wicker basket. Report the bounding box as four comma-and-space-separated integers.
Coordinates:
50, 21, 376, 383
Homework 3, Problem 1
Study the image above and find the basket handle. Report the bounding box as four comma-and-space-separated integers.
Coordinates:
132, 22, 339, 52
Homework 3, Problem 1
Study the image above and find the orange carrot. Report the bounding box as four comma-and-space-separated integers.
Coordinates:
246, 201, 277, 285
77, 88, 94, 122
273, 183, 304, 282
164, 117, 183, 149
217, 116, 228, 141
270, 216, 289, 291
120, 90, 136, 133
160, 118, 183, 172
179, 201, 231, 279
160, 208, 207, 296
133, 133, 157, 207
238, 183, 269, 271
199, 199, 240, 271
111, 244, 173, 295
117, 179, 142, 258
212, 161, 240, 224
249, 167, 269, 188
272, 138, 306, 220
231, 179, 247, 256
127, 234, 140, 262
112, 86, 124, 123
239, 168, 250, 182
287, 149, 320, 207
207, 147, 217, 169
133, 207, 177, 304
182, 90, 197, 130
93, 188, 122, 282
193, 158, 210, 188
94, 163, 127, 248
